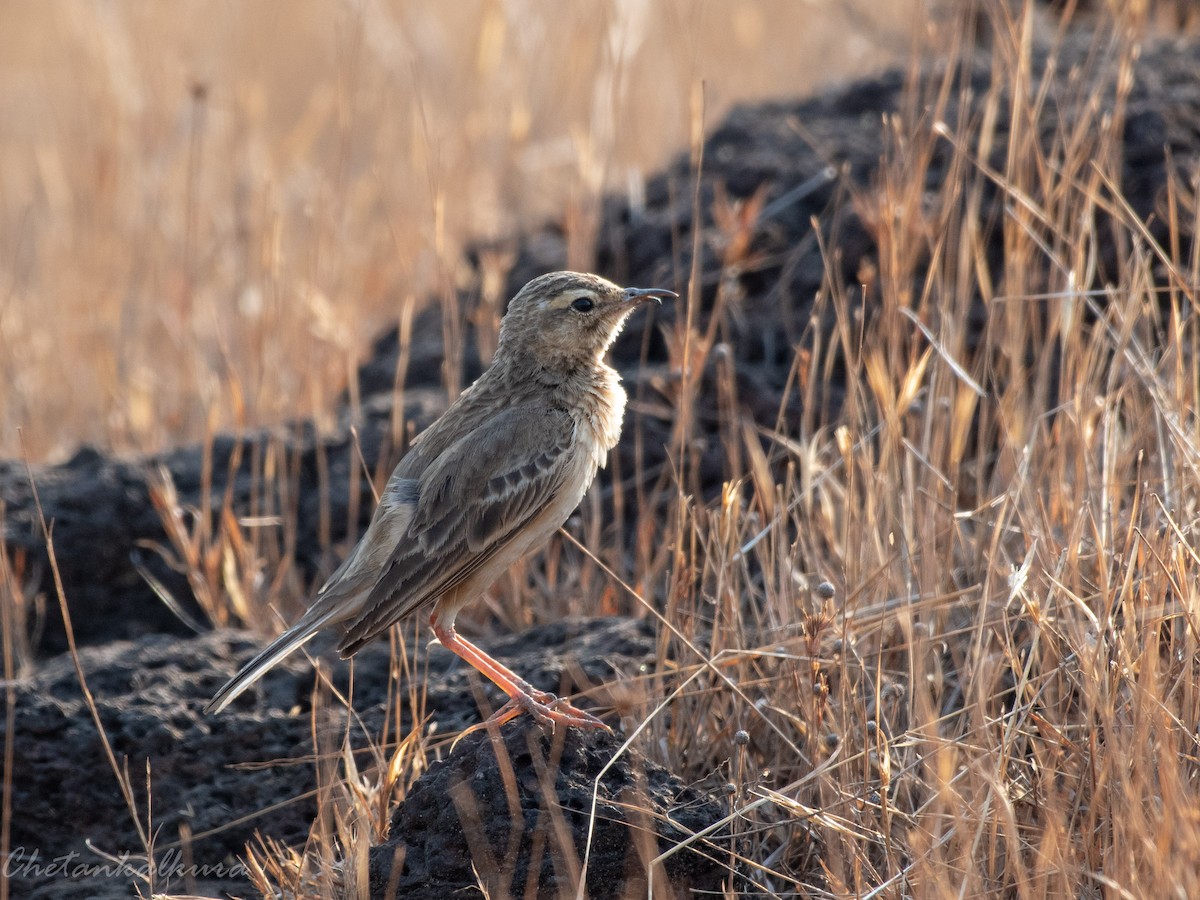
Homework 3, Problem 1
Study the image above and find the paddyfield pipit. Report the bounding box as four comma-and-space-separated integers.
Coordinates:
207, 271, 675, 729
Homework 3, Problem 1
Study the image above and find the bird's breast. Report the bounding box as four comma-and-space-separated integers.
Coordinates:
576, 366, 626, 470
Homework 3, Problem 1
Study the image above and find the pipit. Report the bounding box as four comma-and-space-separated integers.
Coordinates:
206, 271, 675, 730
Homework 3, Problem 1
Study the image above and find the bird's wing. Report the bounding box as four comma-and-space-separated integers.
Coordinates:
336, 404, 576, 653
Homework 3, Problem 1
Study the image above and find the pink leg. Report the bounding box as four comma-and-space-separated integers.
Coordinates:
431, 614, 610, 732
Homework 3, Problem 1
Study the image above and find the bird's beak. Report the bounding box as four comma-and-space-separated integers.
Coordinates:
621, 287, 678, 306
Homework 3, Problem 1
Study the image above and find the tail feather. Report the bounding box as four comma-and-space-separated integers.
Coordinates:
205, 606, 341, 714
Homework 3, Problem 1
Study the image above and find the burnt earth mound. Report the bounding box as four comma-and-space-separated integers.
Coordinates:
370, 725, 729, 899
5, 28, 1200, 899
8, 618, 660, 899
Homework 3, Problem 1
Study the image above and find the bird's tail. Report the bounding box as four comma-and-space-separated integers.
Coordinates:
205, 604, 342, 714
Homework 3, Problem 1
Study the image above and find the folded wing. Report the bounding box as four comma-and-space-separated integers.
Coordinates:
336, 404, 576, 653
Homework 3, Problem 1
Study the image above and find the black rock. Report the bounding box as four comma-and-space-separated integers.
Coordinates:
369, 725, 730, 899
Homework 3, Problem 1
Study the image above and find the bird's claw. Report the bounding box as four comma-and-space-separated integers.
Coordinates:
489, 691, 611, 733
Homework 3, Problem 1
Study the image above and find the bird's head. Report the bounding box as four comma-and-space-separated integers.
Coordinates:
495, 271, 676, 375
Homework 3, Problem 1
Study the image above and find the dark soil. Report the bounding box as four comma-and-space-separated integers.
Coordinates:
8, 618, 659, 899
5, 27, 1200, 899
370, 725, 729, 899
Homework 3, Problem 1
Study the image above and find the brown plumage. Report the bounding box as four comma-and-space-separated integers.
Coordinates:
206, 271, 675, 729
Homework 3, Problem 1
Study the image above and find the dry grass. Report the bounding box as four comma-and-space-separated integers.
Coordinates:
222, 2, 1200, 896
665, 4, 1200, 895
0, 0, 917, 462
10, 0, 1200, 897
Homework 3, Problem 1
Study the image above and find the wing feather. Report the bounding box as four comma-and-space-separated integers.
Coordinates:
336, 404, 576, 653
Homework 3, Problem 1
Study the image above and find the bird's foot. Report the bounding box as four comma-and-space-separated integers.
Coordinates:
495, 688, 611, 732
431, 621, 611, 738
457, 688, 610, 739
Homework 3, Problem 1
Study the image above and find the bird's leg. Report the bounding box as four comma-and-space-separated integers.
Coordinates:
431, 616, 610, 732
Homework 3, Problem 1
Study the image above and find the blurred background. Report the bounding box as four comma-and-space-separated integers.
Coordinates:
0, 0, 921, 462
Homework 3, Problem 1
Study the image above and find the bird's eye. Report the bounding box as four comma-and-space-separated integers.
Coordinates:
570, 296, 595, 313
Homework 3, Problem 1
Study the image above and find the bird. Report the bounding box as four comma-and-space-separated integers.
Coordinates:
206, 271, 676, 730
